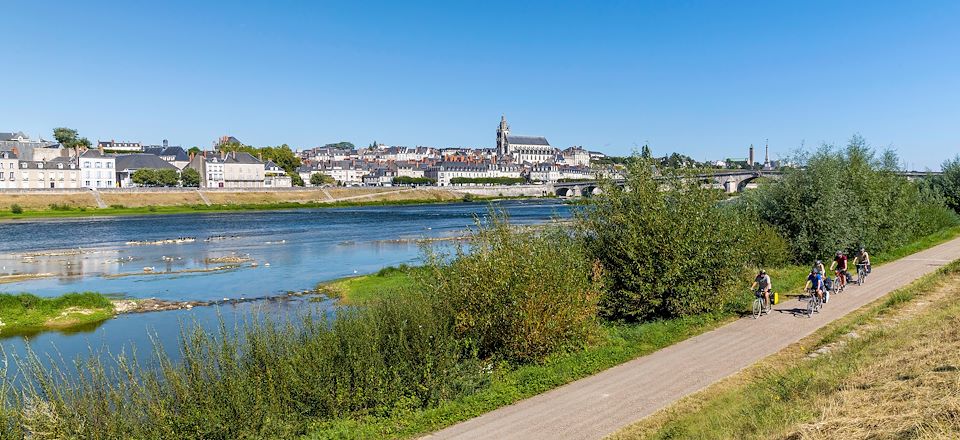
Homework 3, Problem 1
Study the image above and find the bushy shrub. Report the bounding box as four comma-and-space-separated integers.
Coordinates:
578, 160, 757, 321
929, 155, 960, 214
426, 213, 602, 362
9, 204, 22, 214
5, 293, 470, 438
744, 135, 958, 262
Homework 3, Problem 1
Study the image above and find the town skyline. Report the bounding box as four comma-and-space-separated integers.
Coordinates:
4, 1, 960, 170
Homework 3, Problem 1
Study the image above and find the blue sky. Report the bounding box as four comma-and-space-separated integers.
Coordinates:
3, 1, 958, 169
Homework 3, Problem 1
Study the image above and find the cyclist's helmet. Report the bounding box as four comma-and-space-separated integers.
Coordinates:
836, 251, 843, 257
759, 269, 766, 275
816, 259, 822, 265
859, 247, 865, 253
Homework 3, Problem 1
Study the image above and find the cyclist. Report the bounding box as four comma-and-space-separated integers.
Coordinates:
805, 269, 824, 304
750, 269, 772, 314
853, 247, 871, 277
830, 250, 849, 290
812, 259, 825, 276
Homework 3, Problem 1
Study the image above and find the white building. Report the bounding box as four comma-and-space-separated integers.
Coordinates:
79, 150, 116, 188
560, 146, 591, 167
264, 160, 292, 188
0, 151, 19, 189
495, 116, 557, 164
17, 157, 81, 189
97, 140, 142, 152
426, 162, 523, 186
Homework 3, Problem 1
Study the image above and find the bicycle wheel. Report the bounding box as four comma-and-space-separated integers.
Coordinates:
753, 298, 763, 319
858, 268, 865, 285
807, 296, 816, 317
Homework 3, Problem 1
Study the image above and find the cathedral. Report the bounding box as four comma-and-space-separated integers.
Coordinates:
496, 116, 555, 164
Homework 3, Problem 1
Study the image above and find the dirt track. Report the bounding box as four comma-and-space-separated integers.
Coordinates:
425, 238, 960, 440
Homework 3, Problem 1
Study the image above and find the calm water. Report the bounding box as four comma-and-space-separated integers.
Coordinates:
0, 200, 571, 375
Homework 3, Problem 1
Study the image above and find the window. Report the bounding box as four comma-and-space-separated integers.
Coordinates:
107, 162, 113, 169
85, 181, 90, 186
83, 161, 91, 168
7, 172, 12, 180
96, 162, 102, 168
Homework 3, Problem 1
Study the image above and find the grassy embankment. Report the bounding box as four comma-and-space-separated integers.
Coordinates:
612, 259, 960, 439
304, 225, 960, 439
0, 188, 493, 220
0, 292, 114, 336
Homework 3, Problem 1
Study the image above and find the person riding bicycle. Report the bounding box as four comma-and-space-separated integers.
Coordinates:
805, 270, 824, 303
830, 250, 849, 290
750, 269, 772, 314
812, 259, 825, 276
853, 247, 871, 274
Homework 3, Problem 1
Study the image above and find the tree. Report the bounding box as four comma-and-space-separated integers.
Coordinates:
640, 144, 652, 159
310, 173, 335, 186
187, 146, 202, 155
53, 127, 91, 150
180, 168, 201, 187
323, 142, 355, 150
132, 169, 157, 186
132, 169, 179, 187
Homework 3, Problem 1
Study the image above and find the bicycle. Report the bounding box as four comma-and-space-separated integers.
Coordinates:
857, 263, 869, 286
752, 289, 768, 319
805, 288, 822, 317
833, 271, 847, 294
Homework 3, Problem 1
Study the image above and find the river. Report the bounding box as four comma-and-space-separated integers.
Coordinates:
0, 199, 571, 375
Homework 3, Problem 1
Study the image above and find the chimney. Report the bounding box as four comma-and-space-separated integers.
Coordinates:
163, 139, 169, 148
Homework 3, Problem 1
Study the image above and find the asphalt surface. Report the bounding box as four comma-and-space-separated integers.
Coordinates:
424, 237, 960, 440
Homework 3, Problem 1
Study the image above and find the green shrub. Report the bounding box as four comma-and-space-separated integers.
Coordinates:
426, 212, 601, 362
5, 293, 470, 438
47, 203, 72, 211
578, 161, 756, 321
109, 204, 125, 209
743, 135, 958, 262
9, 204, 22, 214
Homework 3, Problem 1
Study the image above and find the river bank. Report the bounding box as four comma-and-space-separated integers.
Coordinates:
0, 187, 534, 220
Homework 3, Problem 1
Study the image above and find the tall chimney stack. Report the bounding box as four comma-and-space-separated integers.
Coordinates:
748, 144, 755, 167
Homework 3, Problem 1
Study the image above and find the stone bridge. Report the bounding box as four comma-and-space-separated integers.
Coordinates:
551, 169, 941, 197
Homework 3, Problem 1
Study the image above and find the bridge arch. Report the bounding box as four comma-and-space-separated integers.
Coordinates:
555, 187, 574, 198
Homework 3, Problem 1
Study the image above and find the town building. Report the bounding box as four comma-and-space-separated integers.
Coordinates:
18, 157, 81, 189
426, 162, 523, 186
559, 146, 592, 167
263, 160, 292, 188
114, 154, 179, 187
143, 140, 190, 169
188, 151, 266, 188
0, 131, 60, 161
0, 151, 19, 189
495, 116, 556, 164
79, 150, 116, 188
97, 140, 143, 152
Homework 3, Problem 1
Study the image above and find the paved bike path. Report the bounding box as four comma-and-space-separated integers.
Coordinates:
425, 237, 960, 440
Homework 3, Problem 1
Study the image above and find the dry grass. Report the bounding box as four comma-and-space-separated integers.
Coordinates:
200, 189, 329, 204
0, 193, 96, 210
325, 187, 394, 198
789, 299, 960, 439
611, 266, 960, 440
100, 192, 205, 207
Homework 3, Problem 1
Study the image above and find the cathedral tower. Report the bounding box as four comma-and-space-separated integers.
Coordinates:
496, 115, 510, 160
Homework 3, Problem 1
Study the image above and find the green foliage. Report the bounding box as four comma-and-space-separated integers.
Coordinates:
323, 141, 355, 150
187, 146, 202, 155
52, 127, 91, 150
9, 204, 22, 214
48, 203, 73, 211
3, 293, 469, 438
743, 135, 958, 262
0, 292, 113, 335
426, 213, 602, 362
578, 160, 758, 321
392, 176, 436, 186
132, 168, 179, 187
930, 155, 960, 213
310, 172, 335, 186
449, 177, 526, 185
180, 167, 201, 187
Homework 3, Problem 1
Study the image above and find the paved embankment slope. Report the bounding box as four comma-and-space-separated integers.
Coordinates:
426, 237, 960, 440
